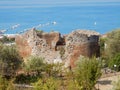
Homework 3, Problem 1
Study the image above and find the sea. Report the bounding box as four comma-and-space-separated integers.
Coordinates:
0, 2, 120, 34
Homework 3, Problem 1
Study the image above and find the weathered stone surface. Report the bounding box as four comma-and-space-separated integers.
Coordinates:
15, 35, 32, 58
15, 29, 100, 68
65, 30, 100, 67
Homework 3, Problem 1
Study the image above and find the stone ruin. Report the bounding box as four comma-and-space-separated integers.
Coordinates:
15, 28, 100, 67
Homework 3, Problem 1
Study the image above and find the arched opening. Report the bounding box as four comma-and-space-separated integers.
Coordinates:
55, 37, 66, 51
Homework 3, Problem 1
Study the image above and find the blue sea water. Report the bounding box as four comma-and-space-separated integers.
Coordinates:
0, 2, 120, 34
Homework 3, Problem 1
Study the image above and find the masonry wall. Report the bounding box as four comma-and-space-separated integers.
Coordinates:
15, 29, 100, 67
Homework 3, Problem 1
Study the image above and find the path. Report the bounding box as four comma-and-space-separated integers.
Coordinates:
95, 72, 120, 90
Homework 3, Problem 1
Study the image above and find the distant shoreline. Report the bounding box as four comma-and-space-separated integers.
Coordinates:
0, 34, 19, 39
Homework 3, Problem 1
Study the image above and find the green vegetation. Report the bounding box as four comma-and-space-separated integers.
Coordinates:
99, 29, 120, 70
44, 63, 63, 77
33, 77, 61, 90
0, 36, 15, 43
109, 53, 120, 71
0, 29, 120, 90
15, 56, 46, 84
0, 44, 22, 89
66, 79, 82, 90
74, 57, 101, 90
0, 42, 102, 90
15, 56, 64, 84
15, 73, 39, 84
23, 56, 45, 76
0, 44, 22, 77
99, 29, 120, 72
31, 57, 101, 90
106, 29, 120, 58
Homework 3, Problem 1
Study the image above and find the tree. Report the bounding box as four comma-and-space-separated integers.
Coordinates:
106, 29, 120, 58
74, 57, 101, 90
0, 44, 22, 77
23, 56, 45, 76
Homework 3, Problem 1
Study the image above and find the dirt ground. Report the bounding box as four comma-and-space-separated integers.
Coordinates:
95, 72, 120, 90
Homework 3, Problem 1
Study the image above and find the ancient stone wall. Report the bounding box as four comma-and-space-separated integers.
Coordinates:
64, 30, 100, 67
15, 35, 32, 58
15, 29, 100, 67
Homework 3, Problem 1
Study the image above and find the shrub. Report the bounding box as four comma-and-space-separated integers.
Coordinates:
106, 29, 120, 58
15, 74, 39, 84
44, 63, 64, 77
33, 77, 60, 90
66, 79, 82, 90
74, 57, 101, 90
109, 53, 120, 71
23, 56, 45, 76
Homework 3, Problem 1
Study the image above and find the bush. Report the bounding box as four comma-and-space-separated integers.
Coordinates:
44, 63, 64, 77
106, 29, 120, 58
23, 56, 45, 76
74, 57, 101, 90
66, 79, 82, 90
15, 74, 39, 84
33, 77, 60, 90
109, 53, 120, 71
